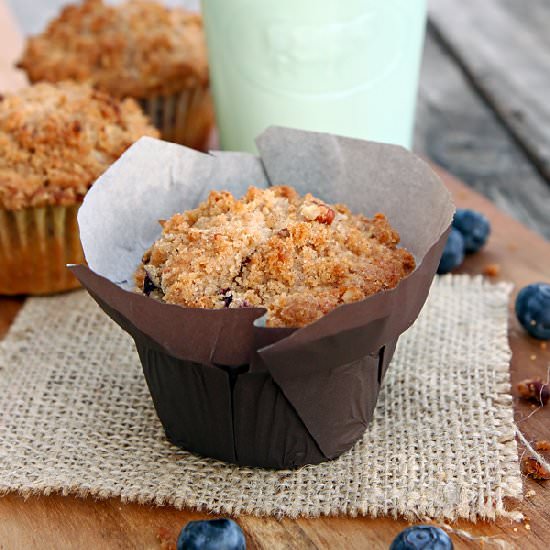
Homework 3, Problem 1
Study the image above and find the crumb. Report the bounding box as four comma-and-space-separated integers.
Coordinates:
513, 527, 518, 532
535, 440, 550, 452
525, 489, 536, 498
482, 263, 500, 277
136, 186, 416, 327
517, 378, 549, 406
521, 456, 550, 480
530, 354, 537, 361
0, 82, 158, 210
541, 342, 548, 350
18, 0, 209, 99
525, 523, 531, 530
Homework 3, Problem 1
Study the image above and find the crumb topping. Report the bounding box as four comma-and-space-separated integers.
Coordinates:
18, 0, 209, 99
0, 82, 159, 210
135, 186, 416, 327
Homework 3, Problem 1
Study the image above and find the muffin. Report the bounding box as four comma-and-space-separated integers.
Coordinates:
135, 185, 416, 327
72, 127, 454, 467
0, 81, 159, 295
18, 0, 212, 150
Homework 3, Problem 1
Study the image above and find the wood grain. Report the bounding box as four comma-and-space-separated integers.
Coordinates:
1, 170, 549, 550
414, 29, 550, 239
428, 0, 550, 184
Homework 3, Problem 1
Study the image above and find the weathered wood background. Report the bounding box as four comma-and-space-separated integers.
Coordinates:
416, 0, 550, 238
6, 0, 550, 238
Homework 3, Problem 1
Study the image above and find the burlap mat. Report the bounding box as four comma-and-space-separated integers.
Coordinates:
0, 276, 522, 520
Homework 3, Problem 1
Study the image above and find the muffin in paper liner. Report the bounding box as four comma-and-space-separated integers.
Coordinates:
18, 0, 213, 150
0, 82, 158, 296
71, 127, 455, 469
0, 204, 84, 295
139, 87, 214, 151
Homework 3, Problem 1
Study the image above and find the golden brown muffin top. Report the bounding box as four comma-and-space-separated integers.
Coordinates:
18, 0, 209, 99
0, 82, 159, 210
135, 186, 416, 327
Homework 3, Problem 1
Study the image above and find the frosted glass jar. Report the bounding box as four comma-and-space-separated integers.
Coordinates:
202, 0, 427, 152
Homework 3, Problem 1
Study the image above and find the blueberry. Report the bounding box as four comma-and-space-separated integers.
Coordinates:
515, 283, 550, 340
390, 525, 453, 550
437, 229, 465, 274
220, 288, 233, 308
452, 209, 490, 253
176, 519, 245, 550
143, 273, 157, 296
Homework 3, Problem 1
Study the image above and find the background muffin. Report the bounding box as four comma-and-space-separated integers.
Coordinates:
135, 186, 416, 327
17, 0, 213, 150
0, 81, 159, 295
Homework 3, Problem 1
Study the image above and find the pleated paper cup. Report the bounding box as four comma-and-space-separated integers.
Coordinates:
71, 127, 455, 469
0, 204, 84, 295
139, 86, 214, 150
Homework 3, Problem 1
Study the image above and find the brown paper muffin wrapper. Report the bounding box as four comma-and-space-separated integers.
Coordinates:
0, 204, 83, 295
139, 87, 214, 151
71, 127, 455, 469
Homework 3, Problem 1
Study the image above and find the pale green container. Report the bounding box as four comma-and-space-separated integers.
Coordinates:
202, 0, 427, 153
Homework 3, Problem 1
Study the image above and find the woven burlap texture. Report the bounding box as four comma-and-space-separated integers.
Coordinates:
0, 275, 522, 520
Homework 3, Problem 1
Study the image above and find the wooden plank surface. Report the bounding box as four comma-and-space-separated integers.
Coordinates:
1, 171, 549, 550
428, 0, 550, 184
414, 29, 550, 239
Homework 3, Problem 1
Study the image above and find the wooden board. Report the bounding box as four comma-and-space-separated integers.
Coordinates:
1, 170, 549, 550
414, 29, 550, 239
428, 0, 550, 184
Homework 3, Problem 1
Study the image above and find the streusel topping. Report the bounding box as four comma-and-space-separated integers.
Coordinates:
0, 82, 158, 210
18, 0, 208, 99
135, 186, 416, 328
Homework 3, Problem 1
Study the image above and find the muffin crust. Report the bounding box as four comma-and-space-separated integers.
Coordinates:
0, 82, 159, 210
135, 186, 416, 327
18, 0, 209, 99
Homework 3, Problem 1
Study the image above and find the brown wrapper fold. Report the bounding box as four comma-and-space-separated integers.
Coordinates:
0, 204, 83, 295
71, 127, 454, 469
139, 87, 214, 150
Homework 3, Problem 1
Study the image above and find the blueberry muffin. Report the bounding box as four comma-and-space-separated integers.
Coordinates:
135, 186, 416, 327
0, 81, 158, 295
18, 0, 212, 150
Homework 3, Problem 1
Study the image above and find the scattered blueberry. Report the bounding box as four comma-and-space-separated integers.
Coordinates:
515, 283, 550, 340
176, 518, 245, 550
390, 525, 453, 550
437, 229, 465, 274
452, 209, 490, 253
